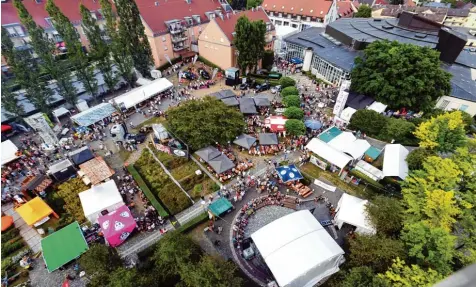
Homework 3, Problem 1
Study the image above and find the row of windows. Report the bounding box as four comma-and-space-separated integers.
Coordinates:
439, 100, 469, 112
310, 54, 349, 86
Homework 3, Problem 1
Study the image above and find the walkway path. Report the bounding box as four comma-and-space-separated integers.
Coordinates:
3, 203, 42, 253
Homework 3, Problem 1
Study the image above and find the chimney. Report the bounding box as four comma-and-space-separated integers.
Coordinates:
155, 1, 159, 6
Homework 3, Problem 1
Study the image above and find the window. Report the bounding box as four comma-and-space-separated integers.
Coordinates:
275, 20, 282, 25
164, 46, 168, 51
279, 13, 282, 17
306, 17, 311, 22
283, 21, 289, 26
292, 24, 298, 28
439, 100, 450, 109
459, 104, 469, 112
162, 36, 166, 42
288, 14, 291, 19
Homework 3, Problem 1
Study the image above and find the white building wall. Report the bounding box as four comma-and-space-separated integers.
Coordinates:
436, 96, 476, 116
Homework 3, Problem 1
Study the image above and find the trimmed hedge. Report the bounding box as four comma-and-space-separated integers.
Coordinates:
128, 165, 169, 218
1, 228, 20, 244
176, 212, 209, 233
2, 240, 25, 258
253, 78, 280, 86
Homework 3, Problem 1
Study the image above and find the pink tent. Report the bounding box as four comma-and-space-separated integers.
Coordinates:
98, 205, 136, 247
265, 115, 288, 132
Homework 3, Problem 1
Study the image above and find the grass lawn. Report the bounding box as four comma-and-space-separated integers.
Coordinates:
171, 161, 200, 180
118, 149, 133, 162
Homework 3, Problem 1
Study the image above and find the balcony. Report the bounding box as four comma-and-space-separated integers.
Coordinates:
173, 43, 189, 51
171, 34, 188, 43
168, 23, 186, 34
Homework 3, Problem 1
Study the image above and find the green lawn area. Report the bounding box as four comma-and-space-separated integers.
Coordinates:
171, 161, 200, 180
118, 149, 133, 162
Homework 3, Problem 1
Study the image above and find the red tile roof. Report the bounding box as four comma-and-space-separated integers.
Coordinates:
135, 0, 223, 34
1, 2, 21, 26
262, 0, 333, 19
336, 1, 354, 18
214, 8, 271, 43
374, 0, 388, 5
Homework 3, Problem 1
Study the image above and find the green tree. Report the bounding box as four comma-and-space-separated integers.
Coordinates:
379, 257, 444, 287
341, 267, 390, 287
423, 189, 460, 231
180, 256, 244, 287
53, 178, 89, 222
378, 118, 415, 143
283, 95, 300, 107
354, 4, 372, 18
348, 109, 388, 136
279, 76, 296, 88
14, 0, 77, 106
246, 0, 263, 9
406, 148, 435, 170
351, 40, 451, 111
115, 0, 153, 78
234, 16, 266, 72
285, 119, 306, 136
283, 106, 304, 120
80, 4, 118, 93
366, 196, 405, 237
1, 75, 25, 121
262, 50, 274, 71
99, 0, 135, 88
414, 111, 467, 152
167, 97, 245, 149
280, 86, 299, 97
79, 244, 122, 275
348, 234, 406, 273
460, 111, 474, 133
107, 268, 139, 287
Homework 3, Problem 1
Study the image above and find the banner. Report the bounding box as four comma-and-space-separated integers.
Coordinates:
310, 155, 327, 171
333, 80, 351, 116
314, 179, 337, 192
211, 68, 218, 80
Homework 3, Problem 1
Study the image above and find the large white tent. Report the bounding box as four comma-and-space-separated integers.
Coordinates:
1, 140, 19, 166
328, 132, 371, 160
367, 102, 387, 114
354, 160, 384, 181
328, 132, 356, 152
383, 144, 409, 180
71, 103, 116, 127
252, 210, 345, 287
335, 193, 376, 235
112, 78, 173, 110
306, 138, 352, 173
78, 180, 124, 223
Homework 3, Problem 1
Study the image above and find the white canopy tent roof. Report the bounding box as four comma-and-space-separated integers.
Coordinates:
335, 193, 376, 235
343, 139, 371, 160
252, 210, 344, 287
367, 102, 387, 114
339, 107, 357, 123
306, 138, 352, 170
71, 103, 116, 127
1, 140, 19, 166
78, 180, 124, 223
328, 132, 356, 152
112, 78, 173, 110
354, 160, 384, 181
383, 144, 409, 180
52, 107, 70, 118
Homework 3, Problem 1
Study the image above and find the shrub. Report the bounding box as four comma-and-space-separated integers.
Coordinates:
378, 118, 416, 143
279, 77, 296, 88
406, 148, 435, 171
2, 240, 25, 258
1, 257, 15, 273
1, 228, 19, 244
348, 109, 388, 136
283, 95, 301, 108
179, 173, 205, 191
281, 86, 299, 97
283, 106, 304, 120
285, 119, 306, 136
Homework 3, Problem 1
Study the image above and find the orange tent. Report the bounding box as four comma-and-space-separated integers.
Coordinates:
1, 216, 13, 231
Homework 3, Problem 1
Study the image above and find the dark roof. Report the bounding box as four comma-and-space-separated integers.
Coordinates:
423, 2, 451, 8
68, 146, 94, 166
239, 97, 258, 114
346, 93, 375, 110
443, 64, 476, 102
455, 50, 476, 69
253, 96, 271, 107
233, 134, 257, 149
259, 133, 278, 145
208, 154, 235, 174
221, 97, 239, 106
284, 27, 359, 72
447, 8, 470, 16
196, 146, 221, 162
357, 0, 374, 6
211, 89, 236, 100
24, 175, 47, 191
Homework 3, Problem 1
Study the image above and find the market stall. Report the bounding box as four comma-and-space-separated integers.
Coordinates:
258, 133, 278, 145
382, 144, 409, 180
41, 221, 89, 272
253, 96, 271, 107
71, 103, 117, 127
21, 175, 53, 196
275, 164, 303, 183
78, 180, 124, 223
68, 146, 95, 166
47, 159, 76, 182
208, 154, 235, 174
305, 138, 352, 175
15, 197, 59, 227
112, 78, 173, 110
335, 193, 376, 235
196, 146, 221, 162
97, 205, 136, 247
264, 116, 287, 133
221, 97, 239, 106
239, 98, 258, 114
233, 134, 257, 150
78, 157, 115, 185
1, 140, 19, 166
208, 198, 233, 217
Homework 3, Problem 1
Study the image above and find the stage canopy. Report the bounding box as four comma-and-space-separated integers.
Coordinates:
306, 138, 352, 170
221, 97, 239, 106
276, 164, 303, 183
79, 157, 115, 185
367, 102, 387, 114
251, 210, 345, 287
259, 133, 278, 145
16, 197, 57, 226
239, 97, 257, 114
383, 144, 409, 180
196, 146, 221, 162
79, 180, 124, 223
112, 78, 173, 110
265, 116, 288, 132
68, 146, 95, 165
98, 205, 136, 247
335, 193, 376, 235
41, 221, 89, 272
1, 140, 19, 166
71, 103, 116, 127
253, 96, 271, 107
209, 198, 233, 217
233, 134, 257, 149
208, 154, 235, 174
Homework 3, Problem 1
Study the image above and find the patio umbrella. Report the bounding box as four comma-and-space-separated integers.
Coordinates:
233, 134, 257, 149
1, 125, 12, 132
1, 216, 14, 231
304, 120, 322, 130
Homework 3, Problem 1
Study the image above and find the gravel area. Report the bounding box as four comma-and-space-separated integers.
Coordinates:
244, 206, 295, 238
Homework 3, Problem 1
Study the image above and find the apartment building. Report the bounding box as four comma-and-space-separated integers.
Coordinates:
197, 8, 275, 70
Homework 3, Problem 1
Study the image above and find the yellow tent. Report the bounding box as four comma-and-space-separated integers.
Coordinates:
16, 197, 58, 226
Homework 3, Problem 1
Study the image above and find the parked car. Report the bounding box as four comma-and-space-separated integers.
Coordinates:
125, 133, 147, 144
255, 82, 270, 92
270, 85, 282, 94
198, 69, 210, 80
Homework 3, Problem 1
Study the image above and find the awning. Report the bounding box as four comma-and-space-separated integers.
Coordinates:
196, 146, 221, 162
1, 216, 13, 231
209, 198, 233, 217
68, 146, 95, 165
98, 205, 136, 247
335, 193, 376, 235
177, 50, 196, 58
304, 120, 322, 130
354, 160, 384, 181
367, 102, 387, 114
79, 156, 115, 185
1, 140, 19, 166
239, 97, 257, 114
112, 78, 173, 110
259, 133, 278, 145
71, 103, 116, 127
52, 107, 70, 118
233, 134, 257, 149
265, 116, 288, 132
16, 197, 56, 226
342, 139, 371, 160
276, 164, 303, 183
208, 154, 235, 174
211, 89, 236, 100
306, 138, 352, 170
221, 97, 239, 106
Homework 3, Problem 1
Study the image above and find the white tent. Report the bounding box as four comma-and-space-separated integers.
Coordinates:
306, 138, 352, 172
1, 140, 19, 166
335, 193, 376, 235
367, 102, 387, 114
78, 180, 124, 223
339, 107, 357, 123
71, 103, 117, 127
52, 107, 70, 118
328, 132, 356, 152
112, 78, 173, 110
252, 210, 345, 287
354, 160, 384, 181
343, 139, 371, 160
383, 144, 409, 180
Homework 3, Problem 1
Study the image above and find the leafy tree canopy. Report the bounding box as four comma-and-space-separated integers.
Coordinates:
285, 119, 306, 136
280, 86, 299, 97
378, 257, 444, 287
366, 196, 405, 237
282, 95, 301, 108
79, 244, 122, 275
354, 4, 372, 18
378, 118, 415, 143
350, 40, 452, 111
406, 148, 436, 170
180, 256, 244, 287
54, 178, 89, 222
341, 267, 390, 287
279, 77, 296, 88
167, 96, 245, 150
283, 106, 304, 120
348, 109, 387, 136
234, 16, 266, 72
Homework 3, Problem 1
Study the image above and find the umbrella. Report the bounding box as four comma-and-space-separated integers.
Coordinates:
1, 125, 12, 132
275, 164, 304, 183
304, 120, 322, 130
233, 134, 257, 149
1, 216, 14, 231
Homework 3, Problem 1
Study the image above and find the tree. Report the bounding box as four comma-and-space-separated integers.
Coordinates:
354, 4, 372, 18
246, 0, 263, 9
348, 109, 388, 136
115, 0, 153, 77
460, 111, 474, 133
341, 267, 390, 287
366, 196, 405, 237
107, 268, 139, 287
421, 156, 463, 191
401, 222, 455, 274
99, 0, 135, 88
279, 76, 296, 88
1, 75, 25, 121
167, 97, 245, 149
379, 257, 444, 287
283, 106, 304, 120
262, 50, 274, 71
350, 40, 452, 111
414, 111, 467, 153
53, 178, 89, 222
180, 256, 244, 287
378, 118, 415, 143
285, 119, 306, 136
280, 86, 299, 97
14, 0, 77, 106
348, 234, 406, 273
406, 148, 435, 170
234, 16, 266, 72
79, 244, 122, 275
80, 4, 118, 93
282, 95, 300, 107
423, 189, 460, 231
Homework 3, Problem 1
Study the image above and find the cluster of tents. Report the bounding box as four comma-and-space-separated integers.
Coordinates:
211, 89, 271, 114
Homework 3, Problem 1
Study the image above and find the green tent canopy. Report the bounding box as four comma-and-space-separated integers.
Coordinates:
41, 221, 89, 272
209, 198, 233, 217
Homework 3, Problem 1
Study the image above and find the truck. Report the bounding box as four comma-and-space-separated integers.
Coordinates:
110, 124, 147, 144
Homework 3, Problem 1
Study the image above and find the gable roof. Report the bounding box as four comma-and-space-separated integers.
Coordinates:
215, 8, 271, 43
336, 1, 355, 18
262, 0, 333, 19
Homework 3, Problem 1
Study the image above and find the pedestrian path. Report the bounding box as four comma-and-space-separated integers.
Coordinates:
190, 156, 223, 188
3, 203, 42, 253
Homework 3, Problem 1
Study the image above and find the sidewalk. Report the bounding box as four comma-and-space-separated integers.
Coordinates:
3, 203, 42, 253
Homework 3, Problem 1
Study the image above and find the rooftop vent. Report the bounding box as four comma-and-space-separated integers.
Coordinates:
373, 19, 382, 22
382, 25, 393, 29
415, 33, 427, 38
154, 1, 159, 6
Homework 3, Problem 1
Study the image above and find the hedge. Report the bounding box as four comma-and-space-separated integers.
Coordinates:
197, 55, 224, 73
2, 240, 25, 258
128, 165, 169, 218
253, 78, 280, 86
1, 228, 20, 244
176, 212, 209, 233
